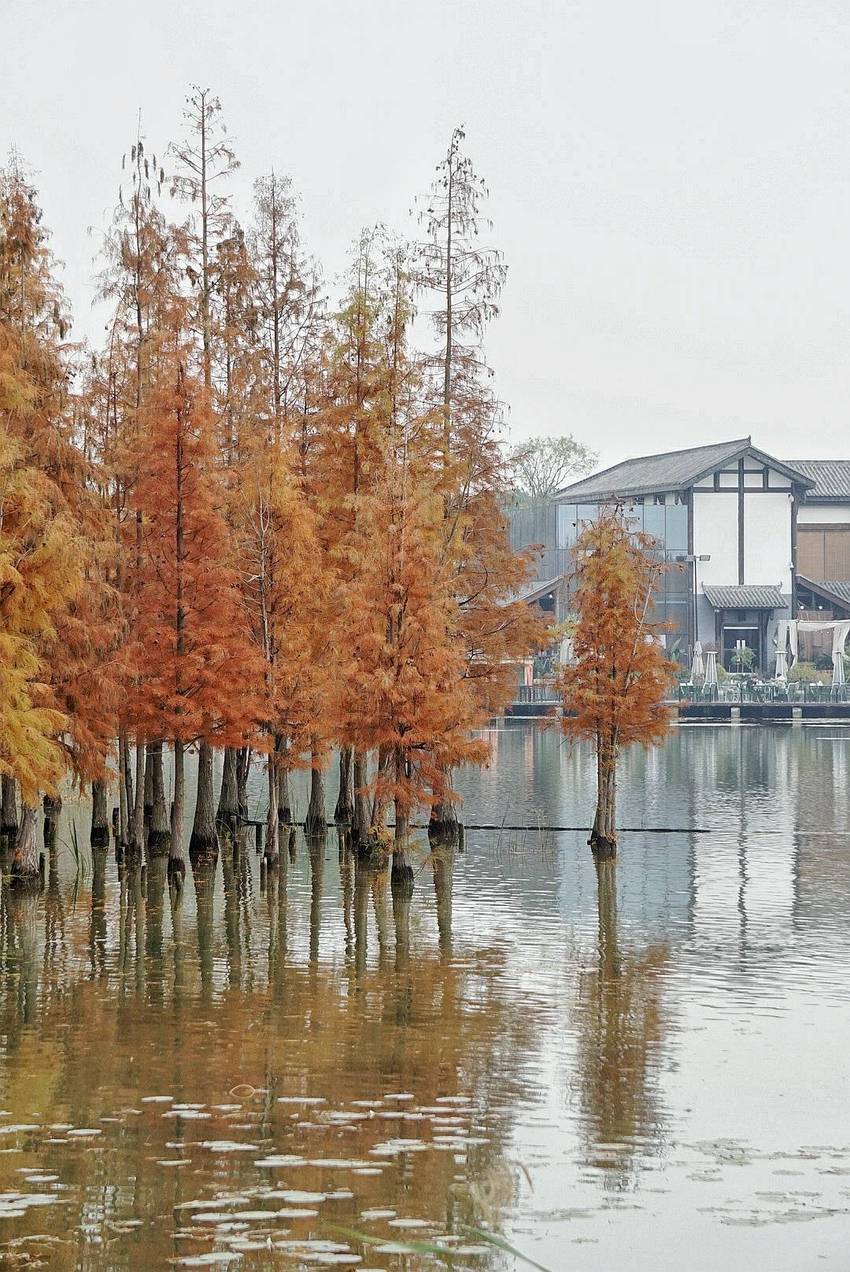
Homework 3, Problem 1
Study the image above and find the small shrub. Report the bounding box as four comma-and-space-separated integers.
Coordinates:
788, 661, 823, 684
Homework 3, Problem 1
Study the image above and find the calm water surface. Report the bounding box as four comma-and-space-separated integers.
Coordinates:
0, 723, 849, 1270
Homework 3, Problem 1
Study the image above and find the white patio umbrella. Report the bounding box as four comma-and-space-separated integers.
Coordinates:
774, 648, 788, 682
704, 649, 718, 690
690, 640, 704, 681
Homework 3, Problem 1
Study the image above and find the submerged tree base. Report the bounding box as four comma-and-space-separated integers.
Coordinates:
356, 827, 390, 866
428, 815, 461, 846
303, 812, 326, 837
147, 828, 171, 857
167, 856, 186, 885
9, 860, 43, 891
391, 851, 414, 897
188, 829, 219, 863
215, 810, 239, 842
589, 832, 617, 860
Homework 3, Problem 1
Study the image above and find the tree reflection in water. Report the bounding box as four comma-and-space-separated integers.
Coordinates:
0, 829, 546, 1269
575, 856, 669, 1187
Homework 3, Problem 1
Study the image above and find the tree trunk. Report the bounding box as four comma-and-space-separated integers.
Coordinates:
429, 764, 459, 841
277, 739, 292, 824
391, 846, 414, 895
169, 739, 186, 884
334, 746, 354, 824
132, 738, 145, 857
43, 793, 61, 850
393, 746, 409, 846
1, 775, 18, 836
236, 746, 251, 820
352, 751, 369, 846
217, 745, 239, 835
91, 779, 110, 847
10, 802, 40, 886
43, 794, 60, 854
278, 767, 291, 824
368, 746, 391, 839
265, 758, 279, 865
148, 741, 170, 855
304, 742, 326, 837
118, 728, 131, 847
43, 792, 62, 817
590, 738, 617, 857
190, 740, 219, 861
144, 741, 155, 826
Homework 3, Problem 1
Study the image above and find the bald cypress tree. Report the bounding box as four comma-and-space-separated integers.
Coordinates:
170, 86, 242, 858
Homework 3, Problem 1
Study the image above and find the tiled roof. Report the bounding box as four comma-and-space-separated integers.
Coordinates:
797, 576, 850, 610
703, 584, 786, 610
555, 439, 749, 501
785, 460, 850, 501
555, 439, 813, 503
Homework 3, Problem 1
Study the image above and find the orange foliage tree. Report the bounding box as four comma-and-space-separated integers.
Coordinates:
313, 228, 393, 841
237, 437, 330, 859
557, 508, 677, 856
128, 340, 262, 878
0, 106, 567, 879
0, 163, 102, 878
333, 440, 489, 854
97, 128, 176, 853
414, 127, 543, 834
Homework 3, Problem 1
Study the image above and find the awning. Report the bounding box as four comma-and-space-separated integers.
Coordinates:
703, 584, 785, 611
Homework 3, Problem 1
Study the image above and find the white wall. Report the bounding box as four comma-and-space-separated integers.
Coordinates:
797, 501, 850, 525
693, 490, 792, 591
744, 491, 793, 590
692, 492, 738, 584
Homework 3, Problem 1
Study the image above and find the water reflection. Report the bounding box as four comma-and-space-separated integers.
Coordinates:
574, 857, 669, 1187
0, 725, 847, 1270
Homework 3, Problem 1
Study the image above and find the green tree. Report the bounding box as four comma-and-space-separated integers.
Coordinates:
508, 433, 597, 499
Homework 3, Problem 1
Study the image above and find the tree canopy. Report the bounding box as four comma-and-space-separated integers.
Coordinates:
509, 433, 598, 499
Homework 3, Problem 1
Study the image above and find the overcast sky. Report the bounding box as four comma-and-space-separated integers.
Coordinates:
2, 0, 850, 467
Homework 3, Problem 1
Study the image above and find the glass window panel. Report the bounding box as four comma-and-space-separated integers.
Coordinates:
643, 503, 665, 542
576, 504, 599, 528
557, 504, 578, 549
665, 501, 688, 551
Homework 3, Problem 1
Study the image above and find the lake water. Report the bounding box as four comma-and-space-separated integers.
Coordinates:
0, 722, 849, 1270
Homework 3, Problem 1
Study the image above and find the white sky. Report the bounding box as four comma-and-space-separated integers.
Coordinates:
3, 0, 850, 468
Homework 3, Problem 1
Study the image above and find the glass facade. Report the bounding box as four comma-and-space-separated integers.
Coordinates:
557, 496, 692, 661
